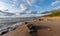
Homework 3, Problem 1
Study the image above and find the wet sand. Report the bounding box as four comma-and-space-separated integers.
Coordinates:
3, 17, 60, 36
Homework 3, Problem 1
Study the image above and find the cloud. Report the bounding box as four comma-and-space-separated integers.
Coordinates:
24, 0, 36, 6
0, 1, 18, 13
19, 4, 27, 13
14, 4, 28, 16
12, 0, 17, 4
54, 6, 60, 9
0, 1, 28, 16
51, 0, 60, 10
25, 10, 35, 14
51, 1, 60, 6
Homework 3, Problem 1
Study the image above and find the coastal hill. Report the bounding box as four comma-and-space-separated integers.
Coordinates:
43, 10, 60, 21
43, 10, 60, 17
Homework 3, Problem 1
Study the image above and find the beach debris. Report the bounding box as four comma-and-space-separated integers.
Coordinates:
38, 19, 43, 21
25, 22, 28, 24
27, 24, 50, 36
0, 29, 8, 35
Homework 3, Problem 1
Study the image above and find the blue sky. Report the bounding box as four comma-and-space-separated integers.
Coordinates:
0, 0, 60, 16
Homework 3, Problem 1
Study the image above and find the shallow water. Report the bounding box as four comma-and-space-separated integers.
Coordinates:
0, 17, 38, 27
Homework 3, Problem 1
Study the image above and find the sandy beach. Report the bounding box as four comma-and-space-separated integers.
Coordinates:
3, 17, 60, 36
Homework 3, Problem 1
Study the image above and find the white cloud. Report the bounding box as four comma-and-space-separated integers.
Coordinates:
51, 0, 60, 10
20, 4, 27, 13
12, 0, 17, 4
0, 1, 28, 16
54, 6, 60, 9
51, 1, 60, 6
24, 0, 36, 6
14, 4, 28, 16
19, 14, 42, 17
0, 1, 18, 13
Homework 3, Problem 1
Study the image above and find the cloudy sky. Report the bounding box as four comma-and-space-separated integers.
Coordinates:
0, 0, 60, 16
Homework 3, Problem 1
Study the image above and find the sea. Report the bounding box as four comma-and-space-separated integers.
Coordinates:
0, 16, 38, 35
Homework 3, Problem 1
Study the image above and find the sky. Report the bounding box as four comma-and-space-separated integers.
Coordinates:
0, 0, 60, 16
